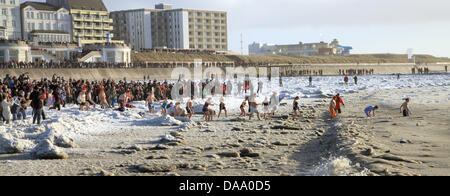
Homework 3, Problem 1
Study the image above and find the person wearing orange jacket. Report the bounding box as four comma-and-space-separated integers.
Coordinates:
329, 97, 337, 119
335, 94, 345, 114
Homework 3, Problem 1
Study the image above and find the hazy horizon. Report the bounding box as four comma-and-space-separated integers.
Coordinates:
21, 0, 450, 57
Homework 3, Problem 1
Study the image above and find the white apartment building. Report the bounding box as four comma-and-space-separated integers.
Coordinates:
0, 0, 21, 40
20, 2, 72, 42
111, 4, 227, 51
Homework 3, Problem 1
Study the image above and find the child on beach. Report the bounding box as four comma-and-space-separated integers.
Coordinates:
364, 106, 379, 117
218, 97, 228, 118
161, 98, 169, 115
330, 97, 337, 119
293, 96, 300, 120
186, 96, 194, 119
400, 98, 411, 117
240, 97, 248, 117
262, 98, 271, 120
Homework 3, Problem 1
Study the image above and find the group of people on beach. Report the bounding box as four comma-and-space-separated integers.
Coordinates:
0, 73, 282, 125
0, 72, 416, 126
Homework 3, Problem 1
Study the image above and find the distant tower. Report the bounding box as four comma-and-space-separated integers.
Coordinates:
240, 33, 243, 55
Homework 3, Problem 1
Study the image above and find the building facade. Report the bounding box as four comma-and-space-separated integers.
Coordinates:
111, 4, 228, 51
0, 0, 21, 40
0, 40, 31, 62
249, 39, 352, 56
46, 0, 114, 44
20, 2, 72, 42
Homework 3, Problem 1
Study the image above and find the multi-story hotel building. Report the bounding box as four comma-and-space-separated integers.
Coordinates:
111, 4, 228, 51
20, 2, 72, 43
46, 0, 114, 44
0, 0, 21, 40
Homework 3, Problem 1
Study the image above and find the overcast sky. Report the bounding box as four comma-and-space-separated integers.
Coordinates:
25, 0, 450, 57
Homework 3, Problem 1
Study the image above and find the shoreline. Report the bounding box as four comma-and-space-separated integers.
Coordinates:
0, 64, 447, 81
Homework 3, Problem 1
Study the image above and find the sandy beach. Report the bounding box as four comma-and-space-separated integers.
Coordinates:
0, 74, 449, 176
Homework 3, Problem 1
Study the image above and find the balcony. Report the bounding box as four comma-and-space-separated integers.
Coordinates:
103, 18, 113, 23
73, 16, 82, 21
94, 25, 103, 30
73, 23, 83, 28
83, 17, 93, 22
84, 32, 94, 37
84, 24, 93, 29
74, 32, 84, 37
103, 26, 113, 31
93, 17, 102, 22
103, 33, 114, 38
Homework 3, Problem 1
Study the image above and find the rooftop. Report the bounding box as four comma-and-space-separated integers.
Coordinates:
67, 0, 107, 11
21, 2, 61, 11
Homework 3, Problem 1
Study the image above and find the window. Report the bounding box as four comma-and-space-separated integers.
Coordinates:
2, 20, 6, 27
9, 49, 19, 62
0, 50, 4, 63
2, 9, 7, 16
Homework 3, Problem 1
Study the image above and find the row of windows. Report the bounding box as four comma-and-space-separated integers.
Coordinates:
1, 8, 17, 16
190, 25, 226, 30
189, 18, 226, 24
0, 0, 16, 5
25, 11, 67, 20
32, 34, 70, 42
75, 29, 109, 34
189, 31, 226, 36
190, 38, 227, 43
2, 19, 17, 28
188, 12, 225, 18
26, 22, 69, 32
189, 44, 227, 49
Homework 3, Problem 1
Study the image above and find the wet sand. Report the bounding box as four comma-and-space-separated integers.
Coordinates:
331, 85, 450, 176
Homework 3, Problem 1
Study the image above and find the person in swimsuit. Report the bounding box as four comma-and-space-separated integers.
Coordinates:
262, 98, 271, 120
174, 102, 183, 117
203, 98, 214, 121
218, 96, 228, 118
146, 92, 157, 114
364, 106, 379, 117
186, 96, 194, 119
161, 98, 169, 115
400, 98, 411, 117
293, 96, 300, 120
240, 97, 248, 117
248, 95, 261, 121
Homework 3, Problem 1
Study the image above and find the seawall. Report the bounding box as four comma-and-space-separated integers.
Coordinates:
0, 64, 447, 81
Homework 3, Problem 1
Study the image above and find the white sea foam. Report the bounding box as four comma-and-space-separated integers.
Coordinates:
308, 156, 369, 176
